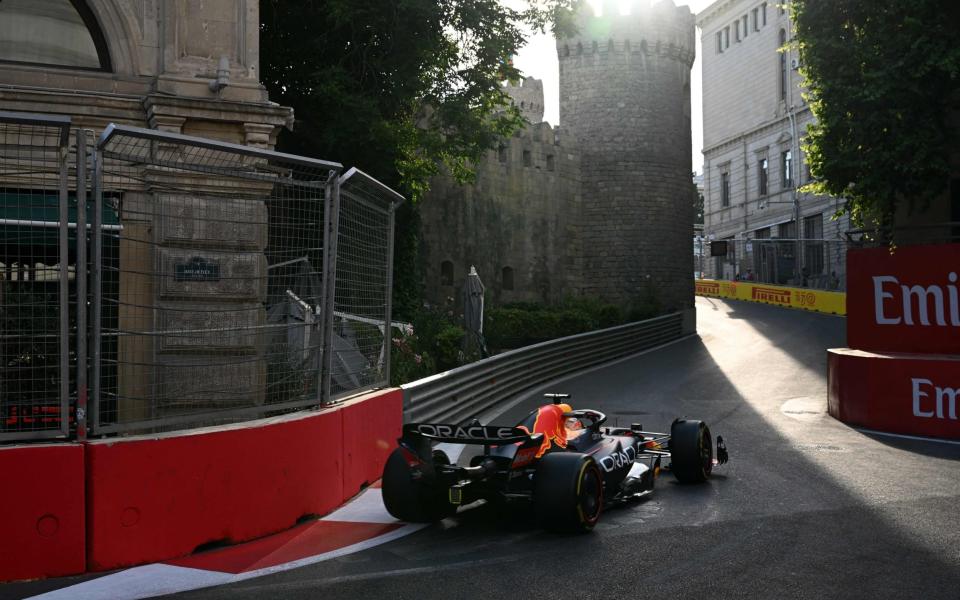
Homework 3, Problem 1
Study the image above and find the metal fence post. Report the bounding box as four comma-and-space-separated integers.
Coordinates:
382, 201, 397, 387
91, 141, 103, 436
75, 130, 88, 440
320, 173, 341, 405
58, 137, 70, 438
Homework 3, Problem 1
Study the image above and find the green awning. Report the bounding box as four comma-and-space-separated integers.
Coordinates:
0, 191, 119, 246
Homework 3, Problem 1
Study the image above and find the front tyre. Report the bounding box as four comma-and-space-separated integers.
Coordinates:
381, 448, 455, 522
534, 453, 603, 533
670, 419, 714, 483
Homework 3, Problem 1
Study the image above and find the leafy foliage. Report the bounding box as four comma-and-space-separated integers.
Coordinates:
485, 297, 632, 351
260, 0, 576, 201
791, 0, 960, 240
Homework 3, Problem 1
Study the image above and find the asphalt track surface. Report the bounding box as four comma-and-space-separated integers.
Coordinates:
11, 298, 960, 599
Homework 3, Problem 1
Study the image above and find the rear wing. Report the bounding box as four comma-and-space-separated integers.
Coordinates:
402, 423, 533, 445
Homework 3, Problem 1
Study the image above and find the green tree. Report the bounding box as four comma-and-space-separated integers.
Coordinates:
261, 1, 576, 318
791, 0, 960, 241
260, 0, 575, 200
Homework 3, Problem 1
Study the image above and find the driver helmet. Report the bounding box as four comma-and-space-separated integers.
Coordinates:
556, 403, 581, 430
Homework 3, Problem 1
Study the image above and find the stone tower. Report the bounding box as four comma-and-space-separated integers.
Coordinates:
504, 77, 546, 124
557, 0, 696, 311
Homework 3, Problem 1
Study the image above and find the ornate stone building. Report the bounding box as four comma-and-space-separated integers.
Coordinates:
0, 1, 294, 423
419, 0, 697, 312
0, 0, 291, 145
697, 0, 849, 285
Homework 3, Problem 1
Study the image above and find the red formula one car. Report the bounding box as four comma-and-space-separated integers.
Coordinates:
383, 393, 728, 532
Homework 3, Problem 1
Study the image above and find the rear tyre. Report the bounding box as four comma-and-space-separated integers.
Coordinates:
381, 448, 455, 522
533, 453, 603, 533
670, 419, 713, 483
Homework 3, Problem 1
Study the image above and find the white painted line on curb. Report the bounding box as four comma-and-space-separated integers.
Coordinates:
855, 428, 960, 446
28, 523, 429, 600
27, 564, 235, 600
322, 488, 396, 524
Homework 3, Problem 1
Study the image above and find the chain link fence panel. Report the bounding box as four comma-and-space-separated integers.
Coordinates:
0, 113, 72, 441
327, 168, 403, 400
92, 125, 346, 435
695, 237, 850, 291
1, 117, 405, 440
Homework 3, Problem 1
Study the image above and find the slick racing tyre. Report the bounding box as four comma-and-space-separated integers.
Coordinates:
382, 448, 456, 523
670, 419, 714, 484
533, 452, 603, 533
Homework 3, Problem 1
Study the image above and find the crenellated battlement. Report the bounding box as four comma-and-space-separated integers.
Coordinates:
557, 0, 696, 67
418, 0, 695, 312
503, 77, 545, 124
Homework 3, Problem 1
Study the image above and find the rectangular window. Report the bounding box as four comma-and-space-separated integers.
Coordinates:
721, 171, 731, 207
754, 227, 770, 239
778, 221, 796, 268
779, 220, 796, 239
734, 20, 740, 42
804, 214, 824, 276
522, 150, 532, 167
782, 150, 793, 188
724, 26, 730, 48
546, 154, 555, 172
779, 29, 788, 102
752, 8, 759, 31
498, 145, 507, 163
758, 158, 769, 196
742, 15, 749, 38
717, 31, 723, 53
761, 2, 767, 26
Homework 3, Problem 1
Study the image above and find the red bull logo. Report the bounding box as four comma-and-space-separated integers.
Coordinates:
519, 404, 569, 458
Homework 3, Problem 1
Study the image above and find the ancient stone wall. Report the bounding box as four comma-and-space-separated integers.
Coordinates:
420, 0, 696, 313
419, 122, 581, 309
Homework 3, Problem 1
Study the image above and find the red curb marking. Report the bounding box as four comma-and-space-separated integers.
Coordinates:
166, 521, 403, 574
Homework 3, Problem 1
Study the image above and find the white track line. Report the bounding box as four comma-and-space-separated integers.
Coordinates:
854, 428, 960, 446
27, 522, 427, 600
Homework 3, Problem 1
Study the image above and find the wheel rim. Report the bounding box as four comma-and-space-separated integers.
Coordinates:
578, 463, 602, 525
700, 427, 713, 475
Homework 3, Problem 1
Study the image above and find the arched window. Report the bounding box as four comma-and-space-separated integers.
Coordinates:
0, 0, 112, 71
501, 266, 514, 291
441, 261, 454, 286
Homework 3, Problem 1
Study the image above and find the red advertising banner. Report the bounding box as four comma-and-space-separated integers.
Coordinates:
847, 243, 960, 354
829, 349, 960, 439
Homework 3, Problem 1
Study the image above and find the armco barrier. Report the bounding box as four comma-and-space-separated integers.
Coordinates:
403, 310, 694, 424
0, 387, 401, 581
0, 444, 85, 581
695, 279, 846, 315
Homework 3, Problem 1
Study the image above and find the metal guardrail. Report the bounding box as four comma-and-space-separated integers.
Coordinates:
402, 311, 692, 425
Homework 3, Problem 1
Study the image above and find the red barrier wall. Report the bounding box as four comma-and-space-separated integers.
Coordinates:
86, 409, 343, 570
0, 388, 401, 579
828, 349, 960, 439
847, 243, 960, 355
340, 389, 402, 501
0, 444, 85, 581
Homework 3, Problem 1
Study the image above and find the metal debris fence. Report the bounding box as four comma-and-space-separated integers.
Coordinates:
695, 237, 849, 291
0, 113, 72, 440
0, 112, 403, 441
